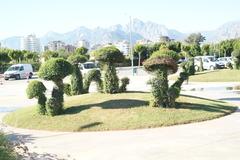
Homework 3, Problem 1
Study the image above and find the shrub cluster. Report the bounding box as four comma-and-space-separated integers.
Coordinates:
93, 46, 129, 94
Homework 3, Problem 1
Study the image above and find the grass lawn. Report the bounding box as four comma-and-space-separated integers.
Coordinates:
3, 92, 237, 132
170, 69, 240, 82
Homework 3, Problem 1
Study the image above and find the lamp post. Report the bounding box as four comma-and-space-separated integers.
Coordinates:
129, 16, 134, 76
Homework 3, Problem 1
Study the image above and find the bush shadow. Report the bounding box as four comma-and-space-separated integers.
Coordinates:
178, 102, 237, 114
64, 99, 148, 115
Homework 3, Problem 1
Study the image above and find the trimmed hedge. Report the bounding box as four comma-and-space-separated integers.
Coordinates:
26, 80, 47, 115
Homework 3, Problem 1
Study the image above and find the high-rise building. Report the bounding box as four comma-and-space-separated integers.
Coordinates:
65, 44, 76, 53
75, 40, 90, 49
45, 41, 65, 51
21, 34, 41, 52
114, 41, 130, 56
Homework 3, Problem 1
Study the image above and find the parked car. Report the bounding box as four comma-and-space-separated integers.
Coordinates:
4, 64, 33, 80
194, 56, 224, 71
216, 57, 233, 67
78, 62, 99, 76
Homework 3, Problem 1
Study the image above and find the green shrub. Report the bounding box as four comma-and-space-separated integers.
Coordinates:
83, 69, 103, 93
52, 85, 64, 113
63, 83, 71, 96
232, 49, 240, 69
103, 65, 119, 94
0, 133, 17, 160
46, 98, 62, 116
70, 64, 83, 95
119, 77, 130, 93
38, 58, 73, 81
38, 58, 73, 116
31, 62, 41, 72
92, 46, 124, 63
148, 69, 169, 107
67, 54, 87, 64
26, 80, 47, 115
143, 49, 178, 107
168, 72, 189, 107
92, 46, 126, 94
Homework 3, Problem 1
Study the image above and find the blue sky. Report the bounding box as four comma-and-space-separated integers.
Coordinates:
0, 0, 240, 39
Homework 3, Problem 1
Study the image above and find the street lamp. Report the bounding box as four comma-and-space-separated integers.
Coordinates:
129, 16, 134, 76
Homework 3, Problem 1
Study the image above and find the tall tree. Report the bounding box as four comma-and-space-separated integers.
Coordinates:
134, 44, 149, 66
185, 33, 206, 45
202, 44, 210, 55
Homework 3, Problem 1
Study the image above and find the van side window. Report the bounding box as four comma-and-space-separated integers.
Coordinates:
20, 66, 24, 71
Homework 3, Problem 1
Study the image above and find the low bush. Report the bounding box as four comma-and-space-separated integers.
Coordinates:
0, 132, 17, 160
26, 80, 47, 115
119, 77, 130, 93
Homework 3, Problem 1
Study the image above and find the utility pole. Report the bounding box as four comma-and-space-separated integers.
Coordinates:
129, 16, 134, 76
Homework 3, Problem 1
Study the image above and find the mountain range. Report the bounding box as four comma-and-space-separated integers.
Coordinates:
1, 18, 240, 50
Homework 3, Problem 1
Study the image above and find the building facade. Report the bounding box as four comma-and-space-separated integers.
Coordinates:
21, 34, 41, 52
114, 41, 130, 56
75, 40, 90, 49
44, 41, 65, 51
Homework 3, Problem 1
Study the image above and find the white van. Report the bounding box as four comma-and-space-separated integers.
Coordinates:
78, 62, 99, 76
4, 64, 33, 80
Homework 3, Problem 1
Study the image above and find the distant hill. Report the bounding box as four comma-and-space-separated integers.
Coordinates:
1, 19, 240, 50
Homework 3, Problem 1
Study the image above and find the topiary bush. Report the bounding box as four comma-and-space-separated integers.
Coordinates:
63, 83, 71, 96
92, 46, 126, 94
119, 77, 130, 93
46, 98, 62, 116
26, 80, 47, 115
232, 49, 240, 69
67, 54, 88, 95
103, 65, 119, 94
38, 58, 73, 116
70, 64, 83, 95
143, 48, 179, 108
83, 69, 103, 93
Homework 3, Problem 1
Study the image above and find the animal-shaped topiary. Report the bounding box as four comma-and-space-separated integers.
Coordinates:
38, 58, 73, 116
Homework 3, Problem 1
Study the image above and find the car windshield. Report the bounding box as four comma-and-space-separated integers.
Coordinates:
208, 57, 215, 62
7, 66, 20, 71
83, 63, 96, 69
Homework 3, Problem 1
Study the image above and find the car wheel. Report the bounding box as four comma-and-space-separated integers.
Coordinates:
210, 66, 215, 70
4, 78, 9, 80
15, 74, 20, 80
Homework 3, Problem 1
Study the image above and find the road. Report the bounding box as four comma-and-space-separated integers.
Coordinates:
0, 69, 240, 160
